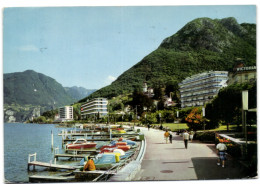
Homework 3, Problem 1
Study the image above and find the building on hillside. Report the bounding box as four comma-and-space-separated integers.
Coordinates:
58, 106, 73, 121
164, 95, 175, 107
143, 82, 154, 98
81, 98, 108, 119
179, 71, 228, 108
227, 65, 256, 85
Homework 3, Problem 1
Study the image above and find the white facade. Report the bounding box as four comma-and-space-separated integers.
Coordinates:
179, 71, 228, 108
59, 106, 73, 121
81, 98, 108, 119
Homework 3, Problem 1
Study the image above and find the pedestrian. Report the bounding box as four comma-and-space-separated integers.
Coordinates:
169, 131, 173, 144
216, 139, 227, 168
148, 124, 151, 131
189, 130, 194, 142
183, 130, 189, 149
164, 130, 170, 144
159, 124, 163, 130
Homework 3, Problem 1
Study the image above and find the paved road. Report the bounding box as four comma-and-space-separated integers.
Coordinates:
133, 127, 250, 181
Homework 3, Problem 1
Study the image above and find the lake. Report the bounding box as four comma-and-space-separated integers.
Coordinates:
4, 123, 92, 182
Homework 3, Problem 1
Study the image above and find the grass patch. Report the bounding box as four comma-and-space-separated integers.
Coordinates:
153, 123, 188, 131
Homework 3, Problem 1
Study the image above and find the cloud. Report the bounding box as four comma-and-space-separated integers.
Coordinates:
105, 75, 117, 85
19, 45, 39, 52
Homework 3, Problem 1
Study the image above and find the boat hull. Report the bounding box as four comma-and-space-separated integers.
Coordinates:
67, 143, 96, 149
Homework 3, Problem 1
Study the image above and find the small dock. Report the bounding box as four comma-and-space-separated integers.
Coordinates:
59, 133, 139, 137
54, 153, 88, 160
28, 161, 76, 171
65, 149, 99, 154
29, 175, 75, 182
28, 153, 76, 171
63, 138, 111, 142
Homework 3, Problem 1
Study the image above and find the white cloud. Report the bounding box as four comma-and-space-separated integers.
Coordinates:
105, 75, 117, 85
19, 45, 39, 52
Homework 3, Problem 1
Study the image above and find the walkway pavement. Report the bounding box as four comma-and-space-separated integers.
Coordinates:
133, 127, 250, 181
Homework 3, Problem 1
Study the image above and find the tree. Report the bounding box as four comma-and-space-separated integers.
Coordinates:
205, 81, 256, 131
130, 89, 154, 115
185, 107, 204, 130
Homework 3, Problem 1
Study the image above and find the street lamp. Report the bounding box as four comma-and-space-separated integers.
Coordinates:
202, 107, 205, 130
159, 113, 161, 125
242, 90, 248, 145
135, 105, 140, 126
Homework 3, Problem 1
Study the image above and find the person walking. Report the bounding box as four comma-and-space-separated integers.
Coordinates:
189, 130, 194, 142
216, 139, 227, 168
169, 131, 173, 144
164, 130, 170, 144
183, 130, 189, 149
148, 124, 151, 131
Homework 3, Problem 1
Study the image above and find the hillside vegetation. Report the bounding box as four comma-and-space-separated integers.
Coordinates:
81, 17, 256, 102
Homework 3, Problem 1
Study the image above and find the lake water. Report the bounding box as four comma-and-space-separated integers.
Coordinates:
4, 123, 104, 183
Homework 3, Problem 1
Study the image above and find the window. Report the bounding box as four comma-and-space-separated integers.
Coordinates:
245, 74, 248, 81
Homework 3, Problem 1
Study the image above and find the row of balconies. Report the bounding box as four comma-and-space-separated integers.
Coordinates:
181, 96, 214, 103
81, 108, 108, 113
81, 99, 108, 108
81, 103, 108, 109
81, 111, 108, 115
180, 84, 222, 94
181, 90, 218, 98
180, 78, 226, 90
179, 73, 228, 85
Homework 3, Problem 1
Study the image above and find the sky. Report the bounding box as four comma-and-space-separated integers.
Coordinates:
3, 5, 256, 90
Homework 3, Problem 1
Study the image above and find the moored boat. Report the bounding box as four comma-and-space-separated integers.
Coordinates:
66, 138, 97, 149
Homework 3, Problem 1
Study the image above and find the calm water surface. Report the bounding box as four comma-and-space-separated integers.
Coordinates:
4, 123, 74, 182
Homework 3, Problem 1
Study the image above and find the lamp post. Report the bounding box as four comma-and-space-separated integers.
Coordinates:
159, 113, 161, 125
135, 105, 140, 126
176, 111, 179, 132
242, 90, 248, 156
202, 107, 205, 130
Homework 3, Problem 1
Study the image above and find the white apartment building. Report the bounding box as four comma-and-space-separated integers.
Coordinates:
179, 71, 228, 108
81, 98, 108, 119
59, 106, 73, 121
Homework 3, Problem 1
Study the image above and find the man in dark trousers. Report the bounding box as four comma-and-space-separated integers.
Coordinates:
183, 130, 189, 149
169, 131, 173, 143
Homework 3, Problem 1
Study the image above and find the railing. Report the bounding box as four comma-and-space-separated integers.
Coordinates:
28, 153, 37, 163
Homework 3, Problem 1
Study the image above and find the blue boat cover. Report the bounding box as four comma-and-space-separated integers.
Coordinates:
95, 154, 116, 164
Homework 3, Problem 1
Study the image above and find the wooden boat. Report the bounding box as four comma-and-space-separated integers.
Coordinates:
66, 138, 96, 149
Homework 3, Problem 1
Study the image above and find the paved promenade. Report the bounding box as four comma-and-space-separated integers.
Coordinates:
133, 127, 250, 181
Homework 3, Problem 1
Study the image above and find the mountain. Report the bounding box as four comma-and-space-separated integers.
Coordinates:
4, 70, 75, 122
80, 17, 256, 101
64, 86, 96, 101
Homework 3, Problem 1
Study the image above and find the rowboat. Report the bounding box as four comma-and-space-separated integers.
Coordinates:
66, 138, 96, 149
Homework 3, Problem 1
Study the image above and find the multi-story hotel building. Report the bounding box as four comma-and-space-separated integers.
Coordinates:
59, 106, 73, 121
227, 66, 256, 85
81, 98, 108, 119
179, 71, 228, 108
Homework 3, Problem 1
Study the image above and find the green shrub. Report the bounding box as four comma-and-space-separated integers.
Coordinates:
194, 131, 216, 142
226, 144, 241, 158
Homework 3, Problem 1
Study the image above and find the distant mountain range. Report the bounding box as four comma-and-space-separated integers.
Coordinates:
82, 17, 256, 101
4, 70, 96, 122
64, 86, 96, 101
